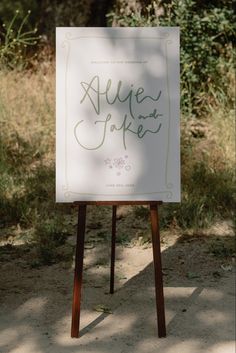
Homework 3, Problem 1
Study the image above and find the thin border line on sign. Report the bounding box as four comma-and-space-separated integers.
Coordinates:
61, 32, 174, 200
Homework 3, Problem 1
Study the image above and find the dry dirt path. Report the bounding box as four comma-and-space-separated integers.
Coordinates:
0, 231, 235, 353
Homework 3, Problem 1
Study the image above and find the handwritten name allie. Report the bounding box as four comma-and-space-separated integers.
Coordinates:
74, 75, 163, 150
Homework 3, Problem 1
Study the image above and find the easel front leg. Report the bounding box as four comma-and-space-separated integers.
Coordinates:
110, 205, 117, 294
150, 203, 166, 338
71, 204, 87, 338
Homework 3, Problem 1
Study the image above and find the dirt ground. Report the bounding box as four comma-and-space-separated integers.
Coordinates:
0, 213, 235, 353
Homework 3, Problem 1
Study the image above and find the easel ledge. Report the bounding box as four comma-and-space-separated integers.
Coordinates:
71, 200, 166, 339
73, 200, 163, 206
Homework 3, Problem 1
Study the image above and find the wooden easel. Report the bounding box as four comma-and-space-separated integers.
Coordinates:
71, 201, 166, 338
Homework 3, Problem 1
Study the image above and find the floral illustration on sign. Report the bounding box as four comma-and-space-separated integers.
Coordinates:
104, 155, 132, 176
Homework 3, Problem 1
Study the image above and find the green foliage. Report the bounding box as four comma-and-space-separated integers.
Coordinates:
161, 162, 235, 229
0, 0, 95, 44
134, 206, 150, 220
116, 232, 130, 244
34, 216, 69, 265
0, 130, 50, 226
0, 1, 235, 259
208, 236, 235, 258
0, 10, 40, 69
107, 0, 235, 115
0, 0, 38, 29
161, 0, 235, 116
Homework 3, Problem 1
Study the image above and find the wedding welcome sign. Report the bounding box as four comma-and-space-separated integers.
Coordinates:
56, 27, 180, 202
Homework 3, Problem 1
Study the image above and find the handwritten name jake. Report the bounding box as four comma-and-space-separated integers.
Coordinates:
74, 75, 163, 150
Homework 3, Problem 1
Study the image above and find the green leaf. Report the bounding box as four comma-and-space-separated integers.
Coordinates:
93, 304, 113, 314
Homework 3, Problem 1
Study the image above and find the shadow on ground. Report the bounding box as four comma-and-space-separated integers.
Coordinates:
0, 230, 235, 353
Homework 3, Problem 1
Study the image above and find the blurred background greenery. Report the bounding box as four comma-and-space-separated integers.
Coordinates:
0, 0, 235, 265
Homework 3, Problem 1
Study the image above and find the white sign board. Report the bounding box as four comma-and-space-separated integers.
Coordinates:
56, 27, 180, 202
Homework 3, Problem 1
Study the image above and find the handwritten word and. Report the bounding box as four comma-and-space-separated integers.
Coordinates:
74, 75, 163, 150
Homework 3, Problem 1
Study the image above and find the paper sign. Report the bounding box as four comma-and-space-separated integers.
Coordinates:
56, 27, 180, 202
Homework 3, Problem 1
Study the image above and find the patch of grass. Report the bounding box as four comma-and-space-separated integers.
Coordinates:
135, 230, 151, 246
116, 232, 130, 245
134, 206, 149, 220
161, 163, 235, 230
208, 237, 235, 258
34, 215, 71, 265
95, 257, 108, 267
160, 107, 235, 231
96, 231, 109, 240
0, 10, 40, 70
0, 36, 235, 257
0, 65, 56, 224
0, 63, 75, 265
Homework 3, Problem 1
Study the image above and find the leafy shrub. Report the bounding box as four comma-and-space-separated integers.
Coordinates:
34, 216, 70, 265
107, 0, 235, 115
0, 0, 95, 44
0, 10, 40, 69
0, 0, 38, 31
208, 236, 235, 258
160, 161, 235, 229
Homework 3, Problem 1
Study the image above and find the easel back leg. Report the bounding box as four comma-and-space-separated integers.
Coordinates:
110, 205, 117, 294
